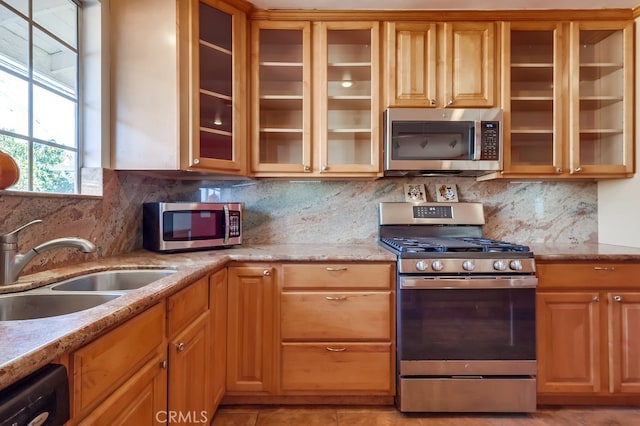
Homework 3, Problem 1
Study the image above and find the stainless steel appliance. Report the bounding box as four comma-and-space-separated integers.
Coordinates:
143, 202, 243, 252
378, 202, 537, 413
383, 108, 502, 177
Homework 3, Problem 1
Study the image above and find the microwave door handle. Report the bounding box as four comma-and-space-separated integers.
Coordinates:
223, 204, 230, 244
473, 120, 482, 160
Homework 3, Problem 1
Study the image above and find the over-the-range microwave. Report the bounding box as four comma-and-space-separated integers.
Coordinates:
383, 108, 503, 177
143, 202, 243, 252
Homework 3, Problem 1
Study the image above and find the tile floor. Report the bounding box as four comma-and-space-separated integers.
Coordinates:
211, 405, 640, 425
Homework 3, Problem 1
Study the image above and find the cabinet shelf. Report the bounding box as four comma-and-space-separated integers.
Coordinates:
260, 128, 303, 133
200, 39, 231, 56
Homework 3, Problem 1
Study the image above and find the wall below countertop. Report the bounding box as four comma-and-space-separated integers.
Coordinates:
0, 169, 597, 275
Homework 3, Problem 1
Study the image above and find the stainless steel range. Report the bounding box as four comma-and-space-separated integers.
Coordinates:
379, 202, 537, 413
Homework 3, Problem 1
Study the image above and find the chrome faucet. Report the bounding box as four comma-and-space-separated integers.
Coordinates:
0, 219, 97, 285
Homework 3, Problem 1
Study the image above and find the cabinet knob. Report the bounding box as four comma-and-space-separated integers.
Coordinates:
430, 99, 436, 106
176, 342, 185, 352
303, 165, 311, 172
614, 295, 623, 302
574, 167, 583, 173
556, 167, 563, 173
447, 99, 453, 106
321, 165, 328, 171
263, 269, 271, 276
593, 296, 600, 302
193, 158, 200, 165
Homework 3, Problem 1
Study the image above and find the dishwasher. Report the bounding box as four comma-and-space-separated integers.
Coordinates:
0, 364, 69, 426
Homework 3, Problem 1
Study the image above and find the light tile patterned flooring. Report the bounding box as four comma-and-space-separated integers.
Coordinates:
211, 405, 640, 425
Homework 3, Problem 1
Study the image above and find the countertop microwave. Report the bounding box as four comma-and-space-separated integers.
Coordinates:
383, 108, 503, 177
143, 202, 243, 252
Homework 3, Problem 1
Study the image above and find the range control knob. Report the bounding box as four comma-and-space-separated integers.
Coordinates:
509, 260, 523, 271
493, 260, 507, 271
415, 260, 429, 272
462, 260, 475, 271
431, 260, 444, 272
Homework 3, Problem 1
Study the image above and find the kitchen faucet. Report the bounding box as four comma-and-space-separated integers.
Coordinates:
0, 219, 97, 285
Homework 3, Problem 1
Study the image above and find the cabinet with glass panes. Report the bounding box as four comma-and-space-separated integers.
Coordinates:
251, 20, 380, 177
110, 0, 248, 174
497, 20, 633, 180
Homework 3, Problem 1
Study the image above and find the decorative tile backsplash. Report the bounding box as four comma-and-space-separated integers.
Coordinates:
0, 169, 596, 275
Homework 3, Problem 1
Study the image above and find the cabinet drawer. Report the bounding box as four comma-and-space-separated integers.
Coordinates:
167, 277, 209, 337
281, 343, 392, 392
281, 291, 391, 340
537, 263, 640, 289
72, 302, 165, 417
282, 263, 392, 289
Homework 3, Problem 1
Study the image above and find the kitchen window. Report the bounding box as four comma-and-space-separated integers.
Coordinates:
0, 0, 80, 194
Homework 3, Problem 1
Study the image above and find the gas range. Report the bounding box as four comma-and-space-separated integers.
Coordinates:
378, 202, 536, 275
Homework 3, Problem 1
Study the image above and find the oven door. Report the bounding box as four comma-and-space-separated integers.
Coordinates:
397, 275, 537, 376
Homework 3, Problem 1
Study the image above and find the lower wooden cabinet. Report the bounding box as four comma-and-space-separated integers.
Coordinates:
209, 268, 228, 407
536, 261, 640, 404
167, 276, 211, 421
71, 302, 166, 421
280, 262, 395, 396
226, 264, 276, 394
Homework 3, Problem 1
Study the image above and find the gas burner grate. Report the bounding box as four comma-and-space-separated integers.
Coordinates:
380, 237, 530, 254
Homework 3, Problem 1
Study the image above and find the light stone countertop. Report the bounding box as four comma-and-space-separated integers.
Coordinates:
531, 242, 640, 262
0, 244, 395, 391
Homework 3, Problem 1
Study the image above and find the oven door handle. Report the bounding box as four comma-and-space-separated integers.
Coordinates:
399, 276, 538, 289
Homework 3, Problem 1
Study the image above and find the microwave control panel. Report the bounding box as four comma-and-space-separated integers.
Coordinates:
228, 210, 242, 238
479, 121, 500, 160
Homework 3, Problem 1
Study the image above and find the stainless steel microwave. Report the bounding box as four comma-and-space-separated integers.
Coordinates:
383, 108, 503, 177
143, 202, 243, 252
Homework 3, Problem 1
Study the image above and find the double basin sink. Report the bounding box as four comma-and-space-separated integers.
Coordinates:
0, 269, 176, 321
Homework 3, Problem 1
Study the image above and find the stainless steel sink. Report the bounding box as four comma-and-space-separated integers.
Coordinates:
0, 293, 121, 321
50, 269, 176, 292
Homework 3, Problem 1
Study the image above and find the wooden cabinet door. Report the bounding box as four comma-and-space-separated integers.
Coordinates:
444, 22, 496, 107
226, 265, 276, 393
168, 311, 212, 422
536, 292, 602, 393
384, 22, 437, 107
568, 21, 634, 177
210, 268, 228, 407
314, 21, 381, 176
608, 292, 640, 394
77, 354, 167, 426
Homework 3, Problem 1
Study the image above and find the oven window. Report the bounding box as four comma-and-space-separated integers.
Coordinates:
392, 121, 474, 160
398, 288, 536, 360
162, 210, 224, 241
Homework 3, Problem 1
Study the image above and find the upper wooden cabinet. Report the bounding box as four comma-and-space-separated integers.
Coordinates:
250, 20, 381, 177
499, 20, 634, 179
110, 0, 249, 174
384, 21, 497, 108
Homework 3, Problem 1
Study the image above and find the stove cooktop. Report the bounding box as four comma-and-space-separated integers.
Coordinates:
380, 236, 531, 254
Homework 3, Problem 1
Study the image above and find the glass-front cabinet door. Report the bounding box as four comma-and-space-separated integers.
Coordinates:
503, 22, 566, 175
192, 0, 247, 173
251, 21, 312, 175
569, 21, 633, 176
314, 22, 380, 176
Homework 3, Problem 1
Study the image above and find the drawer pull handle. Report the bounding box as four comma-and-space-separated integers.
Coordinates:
176, 342, 186, 352
263, 269, 271, 276
326, 267, 347, 271
160, 360, 168, 369
614, 295, 623, 302
325, 296, 347, 301
594, 266, 616, 271
326, 347, 346, 352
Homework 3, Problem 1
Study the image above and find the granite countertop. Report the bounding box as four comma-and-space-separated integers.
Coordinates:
531, 242, 640, 261
0, 244, 395, 391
